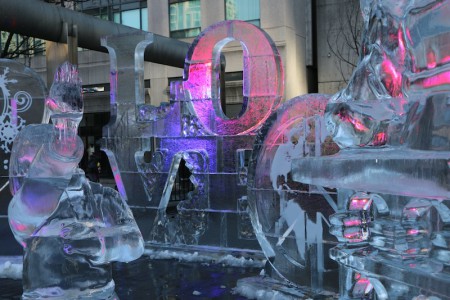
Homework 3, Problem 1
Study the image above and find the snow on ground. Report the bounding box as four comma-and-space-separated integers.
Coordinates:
233, 283, 303, 300
144, 248, 265, 268
0, 256, 22, 280
0, 249, 265, 281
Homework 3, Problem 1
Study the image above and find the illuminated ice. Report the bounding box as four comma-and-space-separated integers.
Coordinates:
246, 94, 341, 296
101, 21, 283, 251
8, 62, 144, 299
289, 1, 450, 299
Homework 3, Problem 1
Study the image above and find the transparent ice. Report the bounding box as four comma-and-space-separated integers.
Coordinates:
0, 59, 47, 207
3, 6, 445, 299
100, 21, 283, 252
288, 0, 450, 299
8, 62, 144, 299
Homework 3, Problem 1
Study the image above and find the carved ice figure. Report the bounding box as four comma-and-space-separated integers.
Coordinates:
326, 0, 450, 150
324, 0, 411, 148
8, 62, 144, 299
290, 1, 450, 299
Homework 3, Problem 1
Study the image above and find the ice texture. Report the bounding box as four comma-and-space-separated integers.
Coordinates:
7, 62, 144, 299
100, 21, 283, 252
288, 1, 450, 299
246, 94, 341, 294
0, 59, 47, 207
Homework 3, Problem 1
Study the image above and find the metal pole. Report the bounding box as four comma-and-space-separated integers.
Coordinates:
0, 0, 189, 68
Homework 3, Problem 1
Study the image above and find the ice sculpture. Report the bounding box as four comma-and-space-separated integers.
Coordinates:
8, 62, 144, 299
244, 94, 341, 297
101, 21, 283, 251
0, 60, 47, 234
289, 1, 450, 299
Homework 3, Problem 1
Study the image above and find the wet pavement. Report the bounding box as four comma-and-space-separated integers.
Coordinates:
0, 255, 263, 300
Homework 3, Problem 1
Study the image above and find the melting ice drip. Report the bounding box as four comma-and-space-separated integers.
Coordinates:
7, 62, 144, 299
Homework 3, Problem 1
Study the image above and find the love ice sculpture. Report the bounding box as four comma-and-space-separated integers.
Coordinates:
8, 62, 144, 299
100, 21, 283, 250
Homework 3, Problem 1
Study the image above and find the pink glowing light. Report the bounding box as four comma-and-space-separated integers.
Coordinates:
422, 70, 450, 88
407, 229, 420, 235
349, 197, 372, 210
356, 278, 370, 285
10, 219, 27, 232
440, 55, 450, 64
338, 112, 369, 133
183, 20, 283, 135
372, 132, 387, 146
381, 56, 402, 96
427, 50, 437, 69
344, 219, 362, 227
45, 98, 59, 111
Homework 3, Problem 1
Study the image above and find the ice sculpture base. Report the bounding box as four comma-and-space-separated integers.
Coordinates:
22, 281, 118, 300
292, 148, 450, 200
330, 245, 450, 299
235, 276, 338, 299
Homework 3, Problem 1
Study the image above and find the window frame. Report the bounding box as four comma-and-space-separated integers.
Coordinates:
168, 0, 201, 39
224, 0, 260, 27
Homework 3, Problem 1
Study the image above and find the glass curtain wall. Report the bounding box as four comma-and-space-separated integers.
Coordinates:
76, 0, 148, 31
169, 0, 201, 38
225, 0, 260, 26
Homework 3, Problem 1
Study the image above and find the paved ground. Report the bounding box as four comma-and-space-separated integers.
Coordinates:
0, 255, 262, 300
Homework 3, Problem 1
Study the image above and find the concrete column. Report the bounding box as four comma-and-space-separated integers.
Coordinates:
46, 23, 78, 86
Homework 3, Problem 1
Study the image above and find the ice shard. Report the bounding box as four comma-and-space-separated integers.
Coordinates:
8, 62, 144, 299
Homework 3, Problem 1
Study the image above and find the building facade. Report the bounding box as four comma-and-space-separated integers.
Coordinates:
2, 0, 359, 175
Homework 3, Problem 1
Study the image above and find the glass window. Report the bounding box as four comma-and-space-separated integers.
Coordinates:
169, 0, 201, 38
80, 1, 148, 31
113, 7, 148, 30
122, 9, 141, 29
141, 8, 148, 31
225, 0, 260, 26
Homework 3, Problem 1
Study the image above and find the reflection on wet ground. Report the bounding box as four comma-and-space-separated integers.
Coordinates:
0, 255, 262, 300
